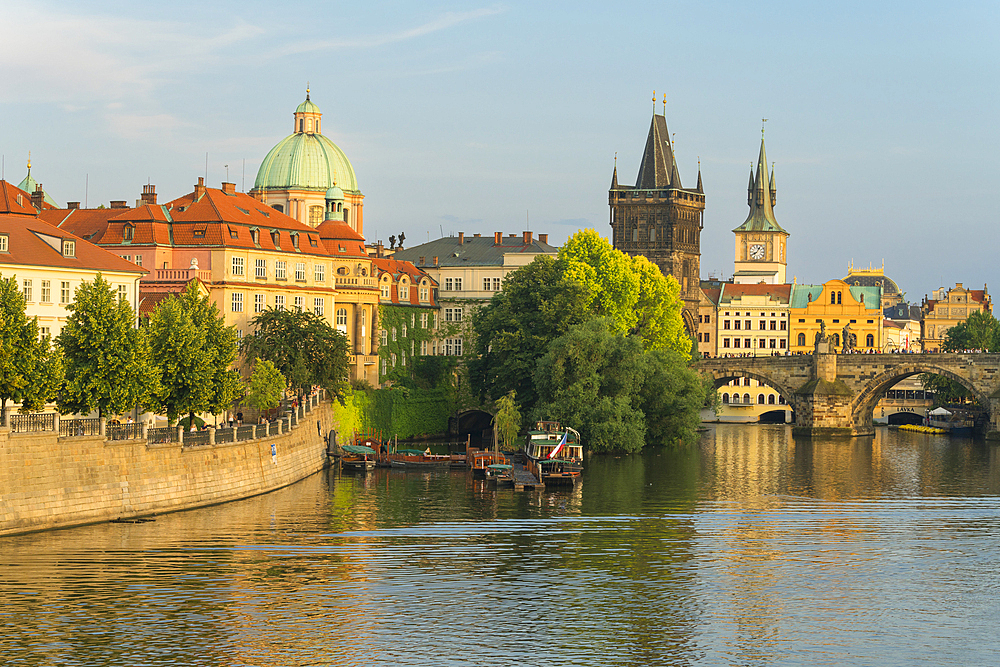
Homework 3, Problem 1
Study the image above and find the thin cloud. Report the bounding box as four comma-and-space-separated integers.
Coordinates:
269, 7, 505, 57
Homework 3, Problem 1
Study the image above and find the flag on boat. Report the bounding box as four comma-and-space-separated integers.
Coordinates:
548, 431, 568, 459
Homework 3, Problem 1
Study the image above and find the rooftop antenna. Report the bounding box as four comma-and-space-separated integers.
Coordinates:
526, 209, 529, 231
225, 164, 229, 182
205, 152, 209, 182
242, 159, 245, 192
85, 174, 89, 208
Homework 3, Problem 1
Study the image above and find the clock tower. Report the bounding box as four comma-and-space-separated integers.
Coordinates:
733, 134, 788, 284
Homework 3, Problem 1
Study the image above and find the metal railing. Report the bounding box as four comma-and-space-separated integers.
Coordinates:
147, 427, 177, 444
184, 430, 210, 446
60, 418, 101, 438
107, 422, 142, 441
10, 413, 56, 433
216, 427, 235, 444
236, 425, 255, 441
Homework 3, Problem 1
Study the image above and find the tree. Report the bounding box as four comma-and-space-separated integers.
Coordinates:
469, 255, 592, 417
57, 274, 156, 418
637, 349, 708, 446
0, 276, 63, 414
239, 308, 351, 404
941, 310, 1000, 352
148, 282, 241, 424
493, 390, 521, 452
558, 229, 691, 357
244, 358, 286, 412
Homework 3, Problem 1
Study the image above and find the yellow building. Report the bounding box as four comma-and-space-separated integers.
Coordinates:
789, 280, 882, 353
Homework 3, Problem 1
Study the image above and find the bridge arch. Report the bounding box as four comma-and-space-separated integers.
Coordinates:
707, 369, 798, 412
448, 408, 495, 447
851, 363, 990, 433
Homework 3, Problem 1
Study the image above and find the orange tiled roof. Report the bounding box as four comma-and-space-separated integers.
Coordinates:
720, 283, 792, 302
39, 207, 127, 243
0, 213, 148, 275
0, 181, 42, 216
371, 256, 437, 306
316, 219, 368, 257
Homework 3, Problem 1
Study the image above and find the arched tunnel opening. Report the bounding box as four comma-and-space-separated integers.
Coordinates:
887, 411, 924, 426
449, 410, 494, 448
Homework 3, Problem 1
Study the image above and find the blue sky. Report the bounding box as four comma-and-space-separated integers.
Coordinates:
2, 1, 998, 301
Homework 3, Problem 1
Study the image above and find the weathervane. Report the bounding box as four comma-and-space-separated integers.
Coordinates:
762, 118, 768, 136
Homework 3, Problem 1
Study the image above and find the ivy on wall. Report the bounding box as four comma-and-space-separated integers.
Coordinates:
378, 305, 436, 384
330, 387, 455, 442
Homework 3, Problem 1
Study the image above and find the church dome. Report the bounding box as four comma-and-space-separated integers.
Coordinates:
844, 272, 900, 296
296, 97, 321, 115
254, 132, 359, 193
326, 186, 344, 200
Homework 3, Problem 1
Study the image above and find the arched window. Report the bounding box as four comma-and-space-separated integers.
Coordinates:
757, 394, 765, 404
768, 394, 776, 405
722, 393, 730, 404
336, 308, 348, 333
743, 393, 751, 404
831, 291, 836, 304
124, 224, 134, 242
632, 228, 639, 242
833, 333, 841, 347
797, 333, 806, 346
778, 395, 786, 404
837, 291, 842, 305
307, 119, 312, 132
649, 227, 656, 242
309, 205, 324, 226
299, 119, 304, 132
272, 204, 283, 213
866, 333, 875, 348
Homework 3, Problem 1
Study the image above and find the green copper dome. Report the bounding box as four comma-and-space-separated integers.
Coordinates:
296, 97, 321, 114
254, 132, 359, 193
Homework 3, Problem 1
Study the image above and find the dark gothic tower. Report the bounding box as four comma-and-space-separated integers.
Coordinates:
609, 111, 705, 335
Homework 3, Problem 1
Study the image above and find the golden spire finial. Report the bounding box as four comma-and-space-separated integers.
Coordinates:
662, 93, 666, 116
27, 151, 31, 171
306, 82, 311, 99
762, 118, 768, 136
614, 151, 617, 166
652, 90, 656, 113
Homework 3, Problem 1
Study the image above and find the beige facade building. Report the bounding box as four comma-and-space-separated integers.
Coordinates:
921, 283, 992, 351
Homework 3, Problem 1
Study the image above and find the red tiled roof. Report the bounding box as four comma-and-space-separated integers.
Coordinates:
316, 219, 368, 257
0, 181, 41, 216
371, 257, 437, 306
701, 287, 722, 305
720, 283, 792, 302
0, 214, 148, 275
38, 207, 125, 243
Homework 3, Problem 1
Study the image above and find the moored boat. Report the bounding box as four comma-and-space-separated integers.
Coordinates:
524, 421, 583, 485
340, 444, 377, 471
389, 448, 452, 468
484, 463, 513, 486
470, 450, 507, 479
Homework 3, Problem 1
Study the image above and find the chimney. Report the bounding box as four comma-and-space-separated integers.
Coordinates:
508, 233, 516, 238
141, 184, 157, 205
194, 176, 206, 199
458, 232, 465, 245
221, 182, 236, 195
494, 231, 502, 244
473, 233, 481, 237
523, 231, 533, 244
31, 185, 44, 210
538, 233, 548, 244
433, 256, 439, 266
110, 200, 127, 209
419, 256, 425, 266
67, 202, 80, 210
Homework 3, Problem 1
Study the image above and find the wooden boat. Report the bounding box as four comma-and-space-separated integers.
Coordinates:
484, 463, 513, 486
524, 421, 583, 485
388, 448, 452, 469
341, 444, 377, 471
470, 451, 507, 479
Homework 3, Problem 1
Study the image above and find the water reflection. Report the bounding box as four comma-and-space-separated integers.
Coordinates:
2, 426, 1000, 666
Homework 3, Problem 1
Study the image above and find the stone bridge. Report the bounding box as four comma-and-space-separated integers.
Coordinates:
696, 352, 1000, 438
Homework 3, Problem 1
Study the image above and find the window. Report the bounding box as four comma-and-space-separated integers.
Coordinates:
734, 320, 741, 330
454, 278, 462, 291
0, 235, 7, 252
401, 351, 406, 367
271, 231, 281, 248
124, 224, 134, 242
723, 338, 730, 348
734, 338, 741, 348
445, 278, 453, 291
484, 278, 492, 291
420, 286, 429, 301
295, 263, 306, 281
229, 227, 239, 239
722, 393, 730, 404
866, 333, 875, 348
704, 314, 710, 324
770, 320, 776, 330
779, 321, 786, 330
381, 359, 387, 376
381, 330, 388, 346
759, 320, 767, 330
22, 279, 32, 301
275, 295, 285, 310
420, 313, 428, 328
62, 240, 75, 257
779, 339, 786, 348
314, 264, 326, 282
314, 297, 324, 316
275, 261, 286, 280
232, 257, 245, 276
769, 338, 776, 349
745, 338, 751, 348
309, 236, 318, 247
336, 308, 348, 332
402, 324, 407, 338
381, 283, 391, 299
392, 327, 397, 342
309, 205, 324, 226
758, 338, 766, 349
445, 307, 463, 322
723, 320, 731, 330
391, 353, 397, 367
768, 394, 776, 405
744, 378, 752, 386
743, 393, 751, 404
421, 340, 428, 355
40, 326, 50, 338
493, 277, 502, 291
758, 394, 766, 405
399, 282, 409, 300
41, 281, 51, 303
445, 337, 463, 356
118, 285, 127, 302
134, 255, 142, 267
121, 255, 131, 262
745, 320, 751, 330
703, 332, 710, 343
255, 259, 267, 279
232, 293, 244, 312
254, 293, 265, 313
250, 229, 260, 245
61, 282, 71, 304
294, 296, 304, 310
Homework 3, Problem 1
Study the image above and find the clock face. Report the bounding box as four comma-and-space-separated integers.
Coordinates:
749, 244, 766, 260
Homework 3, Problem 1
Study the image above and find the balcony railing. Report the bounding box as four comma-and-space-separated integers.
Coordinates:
10, 413, 56, 433
60, 418, 101, 438
107, 422, 142, 441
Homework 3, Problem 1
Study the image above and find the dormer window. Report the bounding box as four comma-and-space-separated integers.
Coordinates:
62, 240, 76, 257
193, 229, 206, 238
250, 228, 260, 245
229, 227, 238, 239
0, 235, 7, 252
124, 224, 134, 242
309, 236, 318, 247
271, 230, 280, 248
16, 194, 23, 206
291, 232, 299, 250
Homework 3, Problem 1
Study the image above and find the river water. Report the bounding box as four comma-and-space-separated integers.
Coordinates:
3, 425, 1000, 666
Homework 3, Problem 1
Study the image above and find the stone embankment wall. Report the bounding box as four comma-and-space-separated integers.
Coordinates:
0, 402, 337, 537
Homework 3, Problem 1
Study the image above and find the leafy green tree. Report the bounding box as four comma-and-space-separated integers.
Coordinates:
148, 282, 241, 424
941, 310, 1000, 352
493, 390, 521, 452
57, 274, 156, 418
0, 276, 63, 414
637, 349, 708, 446
469, 255, 592, 417
244, 358, 286, 412
239, 307, 351, 404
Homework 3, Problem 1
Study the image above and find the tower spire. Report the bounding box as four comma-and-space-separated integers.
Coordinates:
734, 132, 785, 234
696, 157, 703, 193
611, 153, 618, 188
